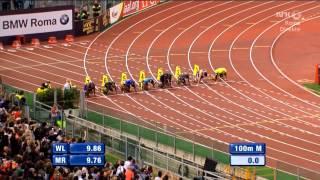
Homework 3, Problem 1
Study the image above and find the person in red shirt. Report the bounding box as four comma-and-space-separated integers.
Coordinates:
11, 107, 21, 121
125, 166, 134, 180
50, 104, 59, 126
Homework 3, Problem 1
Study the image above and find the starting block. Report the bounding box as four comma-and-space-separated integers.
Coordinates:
175, 66, 181, 79
101, 74, 109, 87
85, 76, 91, 83
120, 72, 127, 84
100, 74, 109, 92
139, 70, 146, 89
157, 68, 163, 81
193, 64, 200, 76
139, 70, 145, 82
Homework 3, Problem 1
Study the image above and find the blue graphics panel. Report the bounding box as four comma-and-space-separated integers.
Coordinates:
69, 155, 105, 166
230, 155, 265, 166
52, 143, 105, 167
230, 142, 266, 166
69, 143, 105, 154
52, 143, 68, 154
229, 143, 266, 154
52, 155, 69, 166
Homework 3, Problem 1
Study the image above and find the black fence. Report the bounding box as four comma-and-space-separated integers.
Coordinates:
74, 11, 110, 36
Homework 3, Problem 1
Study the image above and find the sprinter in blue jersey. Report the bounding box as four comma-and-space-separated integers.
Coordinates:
122, 79, 137, 93
142, 77, 156, 90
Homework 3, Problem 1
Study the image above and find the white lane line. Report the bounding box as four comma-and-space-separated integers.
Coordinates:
90, 1, 201, 135
209, 1, 320, 127
190, 51, 208, 54
186, 0, 320, 134
165, 0, 320, 162
232, 47, 249, 50
211, 49, 229, 52
254, 45, 271, 48
170, 53, 187, 56
149, 55, 166, 58
249, 5, 320, 112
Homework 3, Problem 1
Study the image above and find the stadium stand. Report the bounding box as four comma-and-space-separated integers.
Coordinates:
0, 86, 182, 179
0, 1, 244, 179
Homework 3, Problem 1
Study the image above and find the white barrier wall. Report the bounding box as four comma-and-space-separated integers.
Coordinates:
0, 9, 73, 37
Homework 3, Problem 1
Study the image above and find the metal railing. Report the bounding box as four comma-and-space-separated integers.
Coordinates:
34, 100, 230, 180
3, 81, 320, 180
85, 100, 231, 162
0, 0, 121, 18
85, 100, 320, 180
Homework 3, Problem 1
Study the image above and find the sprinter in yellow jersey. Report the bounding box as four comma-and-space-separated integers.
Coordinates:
214, 67, 227, 81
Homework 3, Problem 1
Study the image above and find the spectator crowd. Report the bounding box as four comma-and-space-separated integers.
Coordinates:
0, 88, 176, 179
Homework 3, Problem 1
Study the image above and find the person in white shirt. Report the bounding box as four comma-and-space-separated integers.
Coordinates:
124, 156, 133, 170
116, 160, 125, 177
155, 171, 162, 180
63, 79, 72, 90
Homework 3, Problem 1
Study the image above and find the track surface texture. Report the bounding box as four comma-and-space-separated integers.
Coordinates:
1, 1, 320, 177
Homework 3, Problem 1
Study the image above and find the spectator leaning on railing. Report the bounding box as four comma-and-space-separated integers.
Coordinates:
155, 170, 162, 180
63, 79, 72, 91
49, 104, 59, 126
124, 156, 133, 170
0, 88, 182, 179
80, 5, 89, 20
74, 8, 81, 21
92, 0, 101, 18
14, 91, 25, 107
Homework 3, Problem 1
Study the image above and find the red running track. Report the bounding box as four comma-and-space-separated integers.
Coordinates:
1, 1, 320, 178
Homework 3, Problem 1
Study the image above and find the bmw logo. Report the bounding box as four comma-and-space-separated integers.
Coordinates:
60, 14, 69, 25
